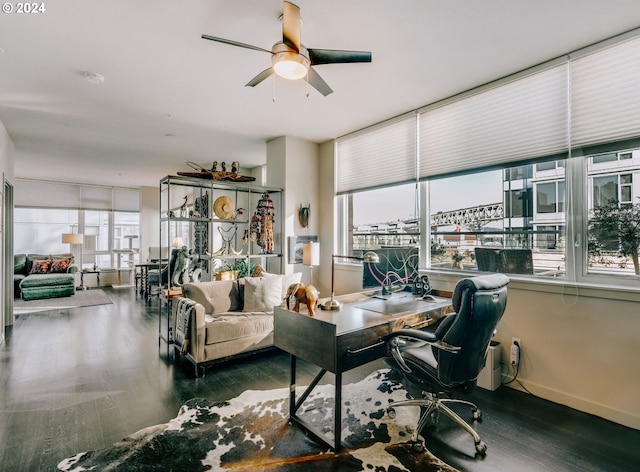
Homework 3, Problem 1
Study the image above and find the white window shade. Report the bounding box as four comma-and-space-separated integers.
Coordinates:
570, 35, 640, 149
14, 179, 140, 212
336, 115, 417, 194
419, 65, 569, 178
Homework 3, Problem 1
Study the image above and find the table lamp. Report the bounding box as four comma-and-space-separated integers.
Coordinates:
320, 251, 379, 311
302, 242, 320, 284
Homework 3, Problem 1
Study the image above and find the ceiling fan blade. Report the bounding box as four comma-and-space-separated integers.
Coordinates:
245, 67, 274, 87
201, 34, 272, 54
282, 1, 301, 52
307, 67, 333, 96
309, 49, 372, 65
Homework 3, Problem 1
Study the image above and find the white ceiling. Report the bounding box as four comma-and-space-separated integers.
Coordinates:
1, 0, 639, 188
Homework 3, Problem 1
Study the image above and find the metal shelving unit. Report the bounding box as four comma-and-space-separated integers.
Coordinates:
158, 174, 283, 353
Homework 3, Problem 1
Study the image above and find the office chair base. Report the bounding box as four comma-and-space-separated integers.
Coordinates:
387, 394, 487, 456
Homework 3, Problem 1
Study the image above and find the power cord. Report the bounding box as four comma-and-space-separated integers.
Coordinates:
501, 340, 533, 394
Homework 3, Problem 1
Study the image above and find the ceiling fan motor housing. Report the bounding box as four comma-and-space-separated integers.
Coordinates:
272, 42, 310, 80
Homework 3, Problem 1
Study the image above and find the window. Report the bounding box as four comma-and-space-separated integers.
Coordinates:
350, 183, 419, 251
14, 208, 140, 269
336, 32, 640, 286
429, 164, 565, 276
536, 181, 565, 214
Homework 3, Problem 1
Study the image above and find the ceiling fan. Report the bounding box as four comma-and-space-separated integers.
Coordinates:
201, 1, 371, 96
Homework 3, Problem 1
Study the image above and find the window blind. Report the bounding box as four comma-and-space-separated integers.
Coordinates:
419, 64, 569, 178
570, 35, 640, 150
336, 114, 417, 194
14, 179, 140, 212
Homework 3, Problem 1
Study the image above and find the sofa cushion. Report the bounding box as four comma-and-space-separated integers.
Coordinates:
242, 276, 283, 312
20, 273, 75, 288
280, 272, 303, 298
29, 259, 52, 274
14, 254, 27, 274
182, 280, 241, 314
204, 313, 274, 345
50, 257, 73, 273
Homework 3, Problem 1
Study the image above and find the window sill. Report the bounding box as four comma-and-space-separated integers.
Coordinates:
423, 269, 640, 303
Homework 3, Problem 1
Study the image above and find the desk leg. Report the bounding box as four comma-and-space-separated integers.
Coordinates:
288, 354, 342, 451
289, 354, 296, 418
335, 371, 342, 449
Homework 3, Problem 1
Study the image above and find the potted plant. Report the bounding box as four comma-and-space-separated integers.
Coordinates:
451, 251, 464, 269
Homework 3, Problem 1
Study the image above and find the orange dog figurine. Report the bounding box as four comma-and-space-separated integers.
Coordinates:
284, 283, 320, 316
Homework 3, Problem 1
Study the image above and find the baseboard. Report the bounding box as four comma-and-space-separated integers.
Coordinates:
502, 375, 640, 430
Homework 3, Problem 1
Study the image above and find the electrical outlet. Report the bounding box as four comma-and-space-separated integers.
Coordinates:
510, 338, 521, 366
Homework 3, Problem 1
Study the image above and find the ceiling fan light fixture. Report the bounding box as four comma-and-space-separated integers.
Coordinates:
273, 51, 309, 80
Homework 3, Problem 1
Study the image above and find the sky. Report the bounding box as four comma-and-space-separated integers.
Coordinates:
352, 170, 502, 226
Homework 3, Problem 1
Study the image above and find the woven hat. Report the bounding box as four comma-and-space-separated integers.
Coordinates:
213, 196, 235, 219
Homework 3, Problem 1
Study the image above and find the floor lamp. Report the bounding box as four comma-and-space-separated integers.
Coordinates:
320, 251, 379, 311
62, 232, 84, 267
62, 233, 84, 288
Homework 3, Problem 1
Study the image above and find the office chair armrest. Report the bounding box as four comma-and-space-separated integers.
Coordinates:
388, 329, 461, 373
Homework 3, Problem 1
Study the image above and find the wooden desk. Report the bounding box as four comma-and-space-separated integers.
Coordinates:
274, 292, 452, 450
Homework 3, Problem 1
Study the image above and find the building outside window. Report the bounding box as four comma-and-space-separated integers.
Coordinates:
339, 148, 640, 281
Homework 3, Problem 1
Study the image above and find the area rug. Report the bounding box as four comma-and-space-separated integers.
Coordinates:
14, 289, 113, 315
57, 369, 459, 472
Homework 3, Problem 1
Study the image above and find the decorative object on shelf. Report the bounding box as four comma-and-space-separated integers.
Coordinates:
177, 161, 256, 182
321, 252, 380, 311
216, 225, 243, 256
172, 246, 191, 286
251, 192, 275, 254
284, 283, 320, 316
193, 192, 209, 261
213, 195, 235, 219
298, 204, 310, 228
215, 270, 239, 281
252, 264, 265, 277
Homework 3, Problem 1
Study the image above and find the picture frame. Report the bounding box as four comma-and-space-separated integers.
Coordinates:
288, 235, 318, 264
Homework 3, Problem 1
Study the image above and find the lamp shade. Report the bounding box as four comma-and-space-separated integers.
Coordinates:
62, 233, 84, 245
302, 242, 320, 266
171, 236, 184, 248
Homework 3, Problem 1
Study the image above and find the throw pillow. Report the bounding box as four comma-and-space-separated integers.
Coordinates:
243, 275, 283, 312
29, 259, 52, 274
281, 272, 303, 299
49, 257, 72, 273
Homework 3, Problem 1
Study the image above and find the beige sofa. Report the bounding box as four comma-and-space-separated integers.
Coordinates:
172, 273, 301, 376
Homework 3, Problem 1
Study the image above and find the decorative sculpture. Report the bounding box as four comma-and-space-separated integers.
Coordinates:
284, 283, 320, 316
251, 192, 275, 254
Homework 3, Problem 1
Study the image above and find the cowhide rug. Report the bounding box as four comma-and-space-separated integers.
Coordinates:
58, 369, 458, 471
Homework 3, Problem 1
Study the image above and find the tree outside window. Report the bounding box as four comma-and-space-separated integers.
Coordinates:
588, 199, 640, 275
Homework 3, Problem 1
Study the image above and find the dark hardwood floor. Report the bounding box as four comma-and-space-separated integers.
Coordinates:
1, 288, 639, 471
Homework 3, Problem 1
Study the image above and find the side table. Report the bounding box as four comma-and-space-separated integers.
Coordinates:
159, 288, 182, 356
79, 270, 100, 290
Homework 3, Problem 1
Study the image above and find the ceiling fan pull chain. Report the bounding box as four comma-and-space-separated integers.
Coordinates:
272, 74, 277, 103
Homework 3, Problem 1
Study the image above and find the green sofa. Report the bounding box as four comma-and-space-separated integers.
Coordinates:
14, 253, 78, 300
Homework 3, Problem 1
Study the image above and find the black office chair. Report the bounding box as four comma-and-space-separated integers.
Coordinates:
146, 248, 179, 301
385, 273, 509, 455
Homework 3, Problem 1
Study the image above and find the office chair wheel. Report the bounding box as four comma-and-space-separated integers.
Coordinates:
411, 440, 425, 452
387, 407, 397, 419
472, 408, 482, 421
475, 440, 487, 456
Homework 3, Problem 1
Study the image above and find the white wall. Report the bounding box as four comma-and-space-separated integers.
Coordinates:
139, 186, 160, 262
267, 136, 320, 280
1, 121, 15, 332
